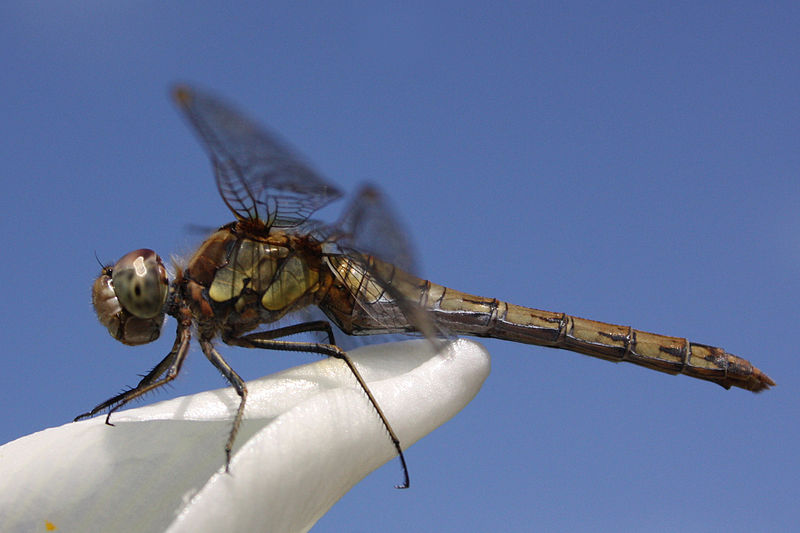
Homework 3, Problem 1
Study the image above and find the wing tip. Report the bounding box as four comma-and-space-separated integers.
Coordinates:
172, 84, 193, 107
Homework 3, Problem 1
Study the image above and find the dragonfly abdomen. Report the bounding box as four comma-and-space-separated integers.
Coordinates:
428, 285, 774, 393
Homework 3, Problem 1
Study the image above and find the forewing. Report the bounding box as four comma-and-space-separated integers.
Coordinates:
173, 86, 342, 227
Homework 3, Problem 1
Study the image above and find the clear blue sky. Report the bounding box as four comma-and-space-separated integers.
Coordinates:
2, 2, 797, 531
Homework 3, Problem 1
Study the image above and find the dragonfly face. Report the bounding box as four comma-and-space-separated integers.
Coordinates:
79, 85, 773, 489
92, 248, 168, 346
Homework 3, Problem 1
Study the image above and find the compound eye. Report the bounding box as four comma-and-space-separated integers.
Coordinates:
111, 249, 168, 319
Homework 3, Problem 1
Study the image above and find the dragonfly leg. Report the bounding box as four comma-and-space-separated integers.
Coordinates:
228, 330, 411, 489
198, 340, 247, 472
73, 321, 191, 423
228, 320, 338, 346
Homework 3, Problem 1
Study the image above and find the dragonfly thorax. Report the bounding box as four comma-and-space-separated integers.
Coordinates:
182, 227, 325, 338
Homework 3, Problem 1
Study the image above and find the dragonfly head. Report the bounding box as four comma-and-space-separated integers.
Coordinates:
92, 249, 169, 346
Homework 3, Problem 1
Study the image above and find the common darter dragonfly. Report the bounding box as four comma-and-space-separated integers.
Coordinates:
78, 86, 774, 488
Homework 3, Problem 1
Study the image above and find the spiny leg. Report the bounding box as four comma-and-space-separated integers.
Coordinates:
193, 322, 337, 472
228, 327, 410, 489
198, 340, 247, 472
231, 320, 338, 345
74, 324, 191, 423
74, 350, 174, 423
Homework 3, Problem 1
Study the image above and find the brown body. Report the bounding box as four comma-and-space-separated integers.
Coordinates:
79, 86, 773, 487
182, 222, 773, 393
181, 221, 327, 341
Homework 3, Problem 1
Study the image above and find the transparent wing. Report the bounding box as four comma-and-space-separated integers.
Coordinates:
321, 186, 447, 342
173, 85, 342, 227
331, 185, 418, 274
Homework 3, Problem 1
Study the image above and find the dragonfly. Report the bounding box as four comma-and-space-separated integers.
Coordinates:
77, 86, 774, 489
